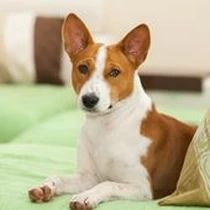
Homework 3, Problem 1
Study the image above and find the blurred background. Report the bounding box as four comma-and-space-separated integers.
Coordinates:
1, 0, 210, 78
0, 0, 210, 127
0, 2, 210, 209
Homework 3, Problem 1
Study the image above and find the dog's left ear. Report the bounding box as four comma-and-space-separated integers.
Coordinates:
118, 24, 150, 67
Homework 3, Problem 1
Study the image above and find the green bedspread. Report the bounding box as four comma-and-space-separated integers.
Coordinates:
0, 85, 209, 210
0, 143, 192, 210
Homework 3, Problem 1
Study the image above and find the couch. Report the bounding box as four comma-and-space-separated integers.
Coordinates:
0, 84, 209, 210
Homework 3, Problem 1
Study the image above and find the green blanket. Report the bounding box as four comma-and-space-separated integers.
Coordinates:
0, 85, 209, 210
0, 143, 203, 210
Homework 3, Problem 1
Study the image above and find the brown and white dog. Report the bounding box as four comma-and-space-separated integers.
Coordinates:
28, 13, 197, 210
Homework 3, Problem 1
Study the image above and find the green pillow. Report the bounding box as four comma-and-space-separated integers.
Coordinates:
160, 110, 210, 206
13, 110, 84, 147
0, 85, 76, 143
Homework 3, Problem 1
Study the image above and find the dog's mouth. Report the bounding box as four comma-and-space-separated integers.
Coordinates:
82, 104, 113, 115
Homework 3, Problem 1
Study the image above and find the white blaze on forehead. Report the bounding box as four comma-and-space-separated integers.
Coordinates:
82, 45, 107, 93
79, 45, 112, 112
95, 45, 107, 77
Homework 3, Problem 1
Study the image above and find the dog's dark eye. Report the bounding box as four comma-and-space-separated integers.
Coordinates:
109, 68, 121, 78
78, 64, 88, 74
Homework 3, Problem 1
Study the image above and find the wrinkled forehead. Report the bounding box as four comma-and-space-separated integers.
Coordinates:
72, 43, 132, 70
72, 43, 102, 64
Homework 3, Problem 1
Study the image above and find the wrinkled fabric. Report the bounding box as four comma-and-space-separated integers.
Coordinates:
160, 110, 210, 206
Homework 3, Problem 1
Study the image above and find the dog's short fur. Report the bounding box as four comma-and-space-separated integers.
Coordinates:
28, 14, 197, 210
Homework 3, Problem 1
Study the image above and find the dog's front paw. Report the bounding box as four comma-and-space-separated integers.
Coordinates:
69, 192, 99, 210
70, 200, 92, 210
28, 185, 55, 202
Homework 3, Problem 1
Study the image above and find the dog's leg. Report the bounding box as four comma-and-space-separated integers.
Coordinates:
70, 181, 152, 210
28, 133, 99, 202
28, 173, 98, 202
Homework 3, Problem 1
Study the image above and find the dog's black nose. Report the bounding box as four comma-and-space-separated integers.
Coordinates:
82, 94, 99, 109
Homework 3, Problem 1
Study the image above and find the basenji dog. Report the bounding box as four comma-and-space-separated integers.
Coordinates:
28, 13, 197, 210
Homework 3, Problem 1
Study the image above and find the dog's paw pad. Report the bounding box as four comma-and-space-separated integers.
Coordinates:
28, 185, 54, 202
69, 200, 92, 210
28, 187, 44, 202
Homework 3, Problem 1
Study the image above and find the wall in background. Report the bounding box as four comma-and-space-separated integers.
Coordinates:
0, 0, 106, 33
104, 0, 210, 75
0, 0, 209, 76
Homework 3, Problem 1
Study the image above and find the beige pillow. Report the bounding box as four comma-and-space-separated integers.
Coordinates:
159, 110, 210, 206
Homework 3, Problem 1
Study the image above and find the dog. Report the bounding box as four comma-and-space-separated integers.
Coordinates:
28, 13, 197, 210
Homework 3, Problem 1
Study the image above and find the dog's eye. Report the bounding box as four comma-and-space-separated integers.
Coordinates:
78, 64, 89, 74
109, 68, 121, 78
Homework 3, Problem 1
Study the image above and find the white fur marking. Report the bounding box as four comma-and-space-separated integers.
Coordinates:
79, 46, 111, 112
95, 45, 107, 77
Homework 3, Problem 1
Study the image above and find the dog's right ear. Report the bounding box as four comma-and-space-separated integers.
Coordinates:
62, 13, 94, 60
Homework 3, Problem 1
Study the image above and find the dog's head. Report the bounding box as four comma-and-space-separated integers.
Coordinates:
63, 13, 150, 114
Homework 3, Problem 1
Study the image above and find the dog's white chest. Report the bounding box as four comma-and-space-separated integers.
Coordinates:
83, 113, 151, 186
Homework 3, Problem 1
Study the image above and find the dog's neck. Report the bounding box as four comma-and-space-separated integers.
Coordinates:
85, 72, 152, 125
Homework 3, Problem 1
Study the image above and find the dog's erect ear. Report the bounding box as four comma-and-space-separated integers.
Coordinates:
62, 13, 94, 60
118, 24, 150, 67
